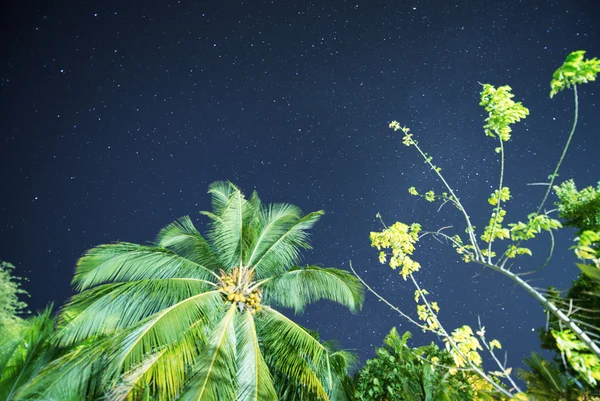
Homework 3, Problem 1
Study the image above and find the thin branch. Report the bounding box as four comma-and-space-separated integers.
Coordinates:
487, 138, 506, 264
408, 140, 483, 258
535, 84, 579, 215
477, 316, 522, 393
349, 262, 425, 330
472, 259, 600, 359
408, 274, 514, 398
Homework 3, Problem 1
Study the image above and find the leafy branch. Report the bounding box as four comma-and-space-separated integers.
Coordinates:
358, 50, 600, 397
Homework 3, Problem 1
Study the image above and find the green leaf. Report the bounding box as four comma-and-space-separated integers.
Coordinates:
177, 304, 238, 401
155, 216, 220, 269
58, 278, 214, 346
258, 308, 331, 400
550, 50, 600, 98
479, 84, 529, 141
261, 265, 364, 314
251, 211, 324, 279
235, 310, 277, 401
72, 243, 218, 291
577, 263, 600, 282
203, 183, 253, 269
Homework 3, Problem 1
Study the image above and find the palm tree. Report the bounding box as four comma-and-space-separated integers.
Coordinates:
518, 353, 587, 401
0, 306, 61, 401
31, 181, 363, 401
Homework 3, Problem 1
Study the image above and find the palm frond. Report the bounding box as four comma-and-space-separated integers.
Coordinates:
245, 203, 302, 267
517, 352, 575, 400
155, 216, 220, 269
272, 352, 329, 401
18, 336, 110, 400
109, 304, 224, 401
235, 310, 277, 401
261, 265, 364, 313
321, 349, 357, 401
257, 307, 331, 400
176, 304, 238, 401
252, 211, 324, 278
0, 306, 57, 401
248, 190, 262, 212
105, 290, 224, 385
207, 181, 238, 216
72, 243, 220, 291
202, 183, 254, 270
108, 348, 167, 401
57, 278, 214, 346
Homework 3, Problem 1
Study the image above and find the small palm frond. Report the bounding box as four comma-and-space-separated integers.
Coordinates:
245, 203, 303, 267
235, 309, 277, 401
0, 306, 56, 401
155, 216, 220, 269
384, 327, 411, 357
257, 307, 331, 400
57, 278, 214, 346
518, 352, 576, 400
72, 243, 220, 291
202, 183, 254, 270
252, 211, 324, 278
177, 304, 238, 401
110, 318, 209, 401
317, 343, 357, 401
207, 181, 238, 216
19, 336, 110, 400
108, 348, 167, 401
105, 291, 224, 385
261, 265, 364, 313
248, 190, 262, 212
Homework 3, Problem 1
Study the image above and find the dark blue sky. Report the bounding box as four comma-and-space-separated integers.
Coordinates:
2, 0, 599, 372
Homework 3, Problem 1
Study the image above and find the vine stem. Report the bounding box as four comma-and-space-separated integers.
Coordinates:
498, 85, 579, 267
487, 138, 506, 263
536, 84, 578, 216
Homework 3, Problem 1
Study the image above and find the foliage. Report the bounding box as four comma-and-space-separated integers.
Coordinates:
0, 260, 28, 337
550, 50, 600, 98
26, 181, 363, 401
370, 222, 421, 279
273, 327, 358, 401
0, 306, 59, 401
554, 180, 600, 234
535, 181, 600, 391
360, 50, 600, 399
552, 329, 600, 386
353, 327, 492, 401
479, 84, 529, 141
517, 353, 586, 401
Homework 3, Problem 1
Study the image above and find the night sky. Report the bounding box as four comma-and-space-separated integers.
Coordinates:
2, 0, 599, 374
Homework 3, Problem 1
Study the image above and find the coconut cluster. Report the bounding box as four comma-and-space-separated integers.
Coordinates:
218, 268, 263, 314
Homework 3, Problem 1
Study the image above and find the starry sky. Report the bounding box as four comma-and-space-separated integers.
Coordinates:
2, 0, 599, 374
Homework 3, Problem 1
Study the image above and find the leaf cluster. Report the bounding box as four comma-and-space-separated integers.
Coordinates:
370, 222, 422, 280
554, 180, 600, 234
353, 328, 488, 401
550, 50, 600, 98
479, 84, 529, 141
0, 260, 29, 336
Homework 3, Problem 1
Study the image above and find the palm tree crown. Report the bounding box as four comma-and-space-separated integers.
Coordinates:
35, 181, 363, 401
